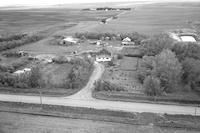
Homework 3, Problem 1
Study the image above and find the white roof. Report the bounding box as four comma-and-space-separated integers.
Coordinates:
14, 68, 31, 75
180, 36, 196, 42
122, 37, 131, 42
63, 36, 78, 43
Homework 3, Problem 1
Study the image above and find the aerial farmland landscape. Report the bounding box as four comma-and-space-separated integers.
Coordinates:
0, 0, 200, 133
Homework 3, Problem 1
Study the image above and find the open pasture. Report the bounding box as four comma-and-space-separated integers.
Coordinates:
91, 2, 200, 35
0, 8, 120, 34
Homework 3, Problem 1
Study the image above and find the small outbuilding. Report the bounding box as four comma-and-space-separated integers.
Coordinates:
61, 36, 79, 45
14, 68, 31, 75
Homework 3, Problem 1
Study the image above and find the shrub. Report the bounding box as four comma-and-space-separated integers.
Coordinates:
94, 80, 124, 92
117, 54, 123, 59
2, 52, 21, 58
53, 56, 69, 64
143, 76, 162, 96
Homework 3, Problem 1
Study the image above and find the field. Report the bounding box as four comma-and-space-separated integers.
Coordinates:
1, 112, 199, 133
0, 8, 120, 35
1, 101, 200, 133
91, 2, 200, 35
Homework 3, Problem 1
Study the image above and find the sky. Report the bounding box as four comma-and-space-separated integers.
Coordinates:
0, 0, 199, 7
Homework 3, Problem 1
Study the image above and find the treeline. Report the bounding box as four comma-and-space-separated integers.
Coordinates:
75, 32, 147, 45
0, 57, 30, 73
96, 7, 131, 11
64, 57, 93, 89
0, 33, 44, 51
0, 67, 42, 88
0, 34, 27, 42
137, 33, 200, 96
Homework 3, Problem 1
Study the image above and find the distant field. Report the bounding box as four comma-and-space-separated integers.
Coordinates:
0, 8, 120, 34
92, 2, 200, 35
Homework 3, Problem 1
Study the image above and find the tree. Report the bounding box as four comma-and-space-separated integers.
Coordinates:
141, 34, 174, 56
143, 76, 162, 96
182, 58, 200, 91
154, 49, 182, 93
172, 42, 200, 61
28, 67, 42, 88
137, 49, 182, 93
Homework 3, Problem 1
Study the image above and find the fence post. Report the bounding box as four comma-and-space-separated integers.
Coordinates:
39, 91, 42, 107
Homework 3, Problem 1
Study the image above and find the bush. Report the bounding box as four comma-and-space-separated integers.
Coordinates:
94, 80, 125, 92
53, 56, 69, 64
143, 76, 162, 96
117, 54, 123, 59
2, 52, 21, 58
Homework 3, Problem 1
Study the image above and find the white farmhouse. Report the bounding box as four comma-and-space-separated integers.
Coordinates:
96, 49, 112, 62
121, 37, 135, 46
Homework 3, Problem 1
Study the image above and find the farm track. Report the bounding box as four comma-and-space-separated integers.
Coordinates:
0, 62, 200, 116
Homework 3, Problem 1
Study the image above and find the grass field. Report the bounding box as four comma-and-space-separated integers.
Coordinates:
0, 8, 120, 35
1, 111, 199, 133
91, 2, 200, 35
1, 101, 200, 133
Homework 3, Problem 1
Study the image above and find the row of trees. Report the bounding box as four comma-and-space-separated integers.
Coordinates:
0, 34, 43, 51
0, 58, 30, 73
0, 33, 27, 42
138, 34, 200, 96
75, 32, 147, 45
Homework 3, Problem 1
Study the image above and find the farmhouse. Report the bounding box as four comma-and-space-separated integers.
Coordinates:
121, 37, 135, 46
96, 49, 112, 62
61, 36, 79, 45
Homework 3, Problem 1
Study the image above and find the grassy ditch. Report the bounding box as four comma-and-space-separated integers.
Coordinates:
93, 91, 200, 105
0, 101, 200, 130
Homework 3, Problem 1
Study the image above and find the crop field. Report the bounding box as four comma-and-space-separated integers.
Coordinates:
0, 8, 120, 35
102, 66, 142, 93
91, 2, 200, 35
120, 57, 138, 71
